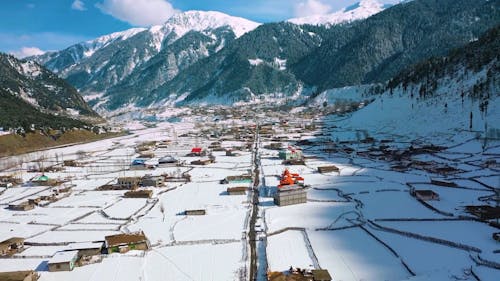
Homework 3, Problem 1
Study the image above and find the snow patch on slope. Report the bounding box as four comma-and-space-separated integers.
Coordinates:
333, 66, 499, 143
289, 0, 386, 26
82, 28, 147, 58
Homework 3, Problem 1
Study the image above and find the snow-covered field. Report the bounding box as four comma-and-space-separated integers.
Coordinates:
0, 104, 498, 281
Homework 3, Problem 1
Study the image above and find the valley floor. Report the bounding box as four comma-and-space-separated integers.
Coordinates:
0, 111, 498, 281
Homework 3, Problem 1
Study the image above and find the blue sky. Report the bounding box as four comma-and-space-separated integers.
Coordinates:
1, 0, 399, 57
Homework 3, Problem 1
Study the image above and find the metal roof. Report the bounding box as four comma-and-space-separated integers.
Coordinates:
48, 250, 78, 264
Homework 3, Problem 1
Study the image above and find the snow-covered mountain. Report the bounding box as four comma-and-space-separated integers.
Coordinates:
0, 53, 96, 116
0, 53, 99, 130
312, 25, 499, 142
151, 10, 260, 43
288, 0, 387, 26
31, 11, 260, 95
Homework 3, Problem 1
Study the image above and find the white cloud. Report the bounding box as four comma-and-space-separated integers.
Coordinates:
294, 0, 332, 17
96, 0, 179, 26
71, 0, 87, 11
11, 47, 45, 58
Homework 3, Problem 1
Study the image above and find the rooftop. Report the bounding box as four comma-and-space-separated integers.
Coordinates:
105, 232, 148, 247
48, 250, 78, 264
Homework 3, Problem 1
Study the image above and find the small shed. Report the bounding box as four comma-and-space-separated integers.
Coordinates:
105, 231, 150, 254
0, 271, 39, 281
227, 187, 247, 195
430, 179, 458, 187
142, 175, 164, 187
413, 190, 439, 201
158, 156, 178, 166
65, 242, 103, 258
48, 250, 79, 272
312, 269, 332, 281
0, 237, 24, 256
188, 147, 206, 156
190, 159, 212, 165
124, 190, 153, 198
8, 202, 35, 211
279, 149, 303, 161
185, 209, 206, 216
317, 165, 340, 174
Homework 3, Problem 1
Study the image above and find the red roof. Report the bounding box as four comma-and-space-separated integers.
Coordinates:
191, 147, 202, 153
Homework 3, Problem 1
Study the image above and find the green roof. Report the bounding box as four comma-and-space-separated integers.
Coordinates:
35, 175, 49, 181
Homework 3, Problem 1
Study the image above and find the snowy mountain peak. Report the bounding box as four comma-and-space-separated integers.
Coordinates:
82, 28, 147, 58
152, 10, 260, 40
288, 0, 386, 26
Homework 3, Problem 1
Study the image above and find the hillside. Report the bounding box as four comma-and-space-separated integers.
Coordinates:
0, 53, 99, 131
294, 0, 500, 91
31, 11, 259, 100
321, 25, 499, 142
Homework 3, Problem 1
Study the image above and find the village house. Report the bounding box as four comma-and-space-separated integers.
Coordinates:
187, 147, 207, 156
0, 237, 25, 256
64, 242, 103, 258
142, 175, 164, 187
30, 175, 56, 186
185, 209, 206, 216
317, 165, 340, 174
412, 189, 440, 201
130, 158, 147, 170
117, 177, 142, 189
0, 271, 39, 281
124, 190, 153, 198
48, 250, 79, 272
279, 148, 303, 161
105, 231, 150, 254
8, 201, 35, 211
158, 156, 178, 167
190, 159, 213, 165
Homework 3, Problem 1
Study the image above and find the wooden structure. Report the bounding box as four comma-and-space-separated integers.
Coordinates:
279, 148, 303, 161
185, 209, 206, 216
317, 165, 340, 174
283, 159, 306, 165
142, 175, 163, 187
274, 188, 307, 206
187, 147, 207, 156
158, 156, 178, 166
124, 190, 153, 198
105, 231, 150, 254
0, 271, 39, 281
0, 237, 24, 256
48, 251, 78, 272
8, 202, 35, 211
65, 242, 103, 258
190, 159, 212, 165
430, 179, 458, 187
466, 205, 500, 220
412, 190, 440, 201
117, 177, 141, 189
63, 160, 81, 167
227, 187, 247, 195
